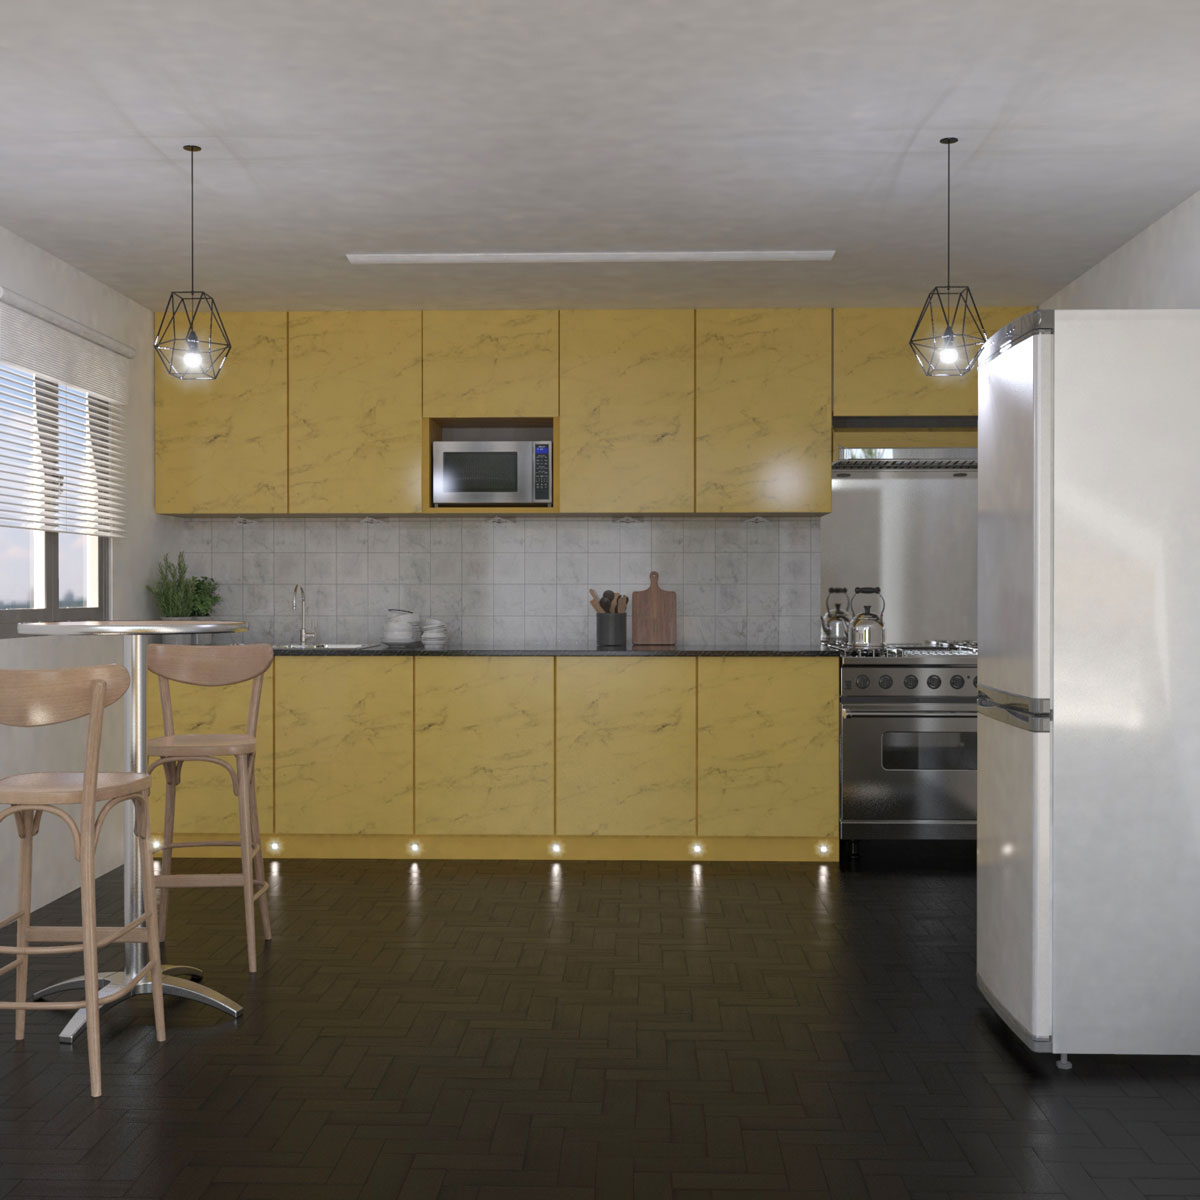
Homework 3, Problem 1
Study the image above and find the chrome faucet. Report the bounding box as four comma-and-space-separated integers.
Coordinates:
292, 584, 316, 647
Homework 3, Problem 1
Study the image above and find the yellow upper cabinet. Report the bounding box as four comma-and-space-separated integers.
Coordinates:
422, 310, 558, 417
696, 309, 831, 514
288, 311, 422, 513
559, 309, 695, 513
155, 311, 288, 513
833, 306, 1029, 419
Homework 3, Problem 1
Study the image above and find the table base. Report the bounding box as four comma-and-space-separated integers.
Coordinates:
33, 966, 243, 1043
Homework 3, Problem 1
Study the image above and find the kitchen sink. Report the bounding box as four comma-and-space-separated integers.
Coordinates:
274, 642, 371, 650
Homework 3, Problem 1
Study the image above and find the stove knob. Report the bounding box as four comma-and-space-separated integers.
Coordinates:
879, 674, 893, 689
928, 674, 942, 689
903, 674, 919, 690
855, 674, 871, 690
973, 675, 978, 688
950, 674, 965, 690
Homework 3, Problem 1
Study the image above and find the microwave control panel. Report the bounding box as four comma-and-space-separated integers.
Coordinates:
534, 441, 552, 503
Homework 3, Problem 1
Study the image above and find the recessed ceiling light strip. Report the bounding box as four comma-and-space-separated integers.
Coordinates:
346, 249, 835, 265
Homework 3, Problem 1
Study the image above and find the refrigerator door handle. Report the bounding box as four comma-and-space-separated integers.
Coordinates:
978, 683, 1053, 717
978, 692, 1052, 733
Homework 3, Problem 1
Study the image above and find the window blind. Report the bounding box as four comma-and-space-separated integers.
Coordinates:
0, 362, 125, 537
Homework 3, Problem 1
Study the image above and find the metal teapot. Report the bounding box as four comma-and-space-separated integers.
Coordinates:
850, 587, 886, 654
821, 587, 852, 648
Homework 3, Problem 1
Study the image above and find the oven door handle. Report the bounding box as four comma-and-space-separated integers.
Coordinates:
841, 705, 978, 719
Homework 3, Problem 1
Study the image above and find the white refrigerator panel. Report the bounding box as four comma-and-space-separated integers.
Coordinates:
1049, 311, 1200, 1054
976, 707, 1052, 1048
977, 331, 1053, 706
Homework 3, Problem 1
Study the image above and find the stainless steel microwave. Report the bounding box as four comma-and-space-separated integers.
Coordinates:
431, 440, 553, 506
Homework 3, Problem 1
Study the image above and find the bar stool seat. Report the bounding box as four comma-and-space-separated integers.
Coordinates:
1, 771, 155, 806
148, 732, 257, 757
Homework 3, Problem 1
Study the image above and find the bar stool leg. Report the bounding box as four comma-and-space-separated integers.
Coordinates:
247, 760, 272, 943
135, 798, 167, 1043
159, 762, 180, 940
13, 810, 38, 1042
79, 826, 103, 1098
235, 756, 258, 974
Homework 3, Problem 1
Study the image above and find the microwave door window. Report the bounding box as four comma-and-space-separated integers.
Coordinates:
443, 452, 520, 495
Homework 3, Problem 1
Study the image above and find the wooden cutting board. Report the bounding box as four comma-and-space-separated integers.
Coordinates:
631, 571, 677, 647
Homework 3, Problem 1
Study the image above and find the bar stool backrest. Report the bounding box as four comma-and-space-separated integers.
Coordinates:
0, 664, 130, 727
147, 643, 274, 738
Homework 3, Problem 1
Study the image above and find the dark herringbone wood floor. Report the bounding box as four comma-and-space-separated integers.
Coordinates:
3, 855, 1200, 1200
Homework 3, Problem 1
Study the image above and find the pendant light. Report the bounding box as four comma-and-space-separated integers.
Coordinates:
909, 137, 987, 377
153, 145, 231, 381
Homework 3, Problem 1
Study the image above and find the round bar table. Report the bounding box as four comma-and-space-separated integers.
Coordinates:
17, 619, 249, 1042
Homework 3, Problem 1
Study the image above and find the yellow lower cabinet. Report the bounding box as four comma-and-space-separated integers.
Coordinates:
556, 657, 697, 836
148, 664, 274, 838
275, 656, 414, 836
415, 657, 554, 835
698, 657, 838, 838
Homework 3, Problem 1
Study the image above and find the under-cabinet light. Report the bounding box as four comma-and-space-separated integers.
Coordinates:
346, 249, 835, 266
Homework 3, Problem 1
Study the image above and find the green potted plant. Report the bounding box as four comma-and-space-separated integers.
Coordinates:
147, 552, 222, 624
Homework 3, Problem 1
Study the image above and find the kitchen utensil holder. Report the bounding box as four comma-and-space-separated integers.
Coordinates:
595, 612, 627, 650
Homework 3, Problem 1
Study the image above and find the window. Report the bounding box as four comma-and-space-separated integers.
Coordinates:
0, 364, 115, 634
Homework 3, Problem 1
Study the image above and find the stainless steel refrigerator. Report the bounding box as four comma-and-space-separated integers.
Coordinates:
976, 309, 1200, 1060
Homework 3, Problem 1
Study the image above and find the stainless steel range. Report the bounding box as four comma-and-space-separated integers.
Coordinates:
840, 643, 978, 845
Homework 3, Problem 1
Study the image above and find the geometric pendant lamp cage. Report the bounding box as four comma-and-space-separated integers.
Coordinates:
909, 137, 987, 377
153, 145, 231, 381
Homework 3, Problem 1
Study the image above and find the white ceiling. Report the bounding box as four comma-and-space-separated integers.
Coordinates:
3, 0, 1200, 311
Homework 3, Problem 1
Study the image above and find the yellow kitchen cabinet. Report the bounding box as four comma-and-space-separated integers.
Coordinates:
275, 656, 414, 836
696, 308, 831, 513
288, 311, 422, 513
698, 657, 838, 837
556, 657, 697, 836
422, 310, 558, 417
833, 306, 1029, 419
559, 309, 695, 513
155, 311, 288, 513
415, 657, 554, 834
147, 663, 274, 837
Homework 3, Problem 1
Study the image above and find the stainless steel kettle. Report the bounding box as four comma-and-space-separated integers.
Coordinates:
821, 587, 852, 648
850, 587, 886, 653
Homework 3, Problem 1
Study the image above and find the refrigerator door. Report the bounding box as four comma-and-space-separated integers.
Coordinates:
977, 321, 1053, 708
975, 703, 1052, 1050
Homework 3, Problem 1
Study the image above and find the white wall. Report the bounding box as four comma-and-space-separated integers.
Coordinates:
1, 221, 165, 906
1045, 187, 1200, 308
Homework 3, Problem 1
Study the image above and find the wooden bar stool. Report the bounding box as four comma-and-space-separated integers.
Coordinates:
147, 643, 273, 973
0, 663, 166, 1099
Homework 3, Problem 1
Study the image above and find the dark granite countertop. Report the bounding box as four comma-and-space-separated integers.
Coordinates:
272, 643, 838, 658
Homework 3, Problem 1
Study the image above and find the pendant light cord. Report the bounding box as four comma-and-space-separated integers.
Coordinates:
945, 138, 951, 290
190, 149, 195, 293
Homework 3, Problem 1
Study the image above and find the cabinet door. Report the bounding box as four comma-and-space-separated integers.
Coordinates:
556, 657, 696, 835
696, 309, 831, 513
833, 307, 1029, 419
559, 310, 695, 513
275, 656, 413, 835
155, 311, 288, 513
415, 657, 554, 834
698, 657, 838, 837
148, 665, 274, 837
422, 310, 558, 417
288, 312, 422, 513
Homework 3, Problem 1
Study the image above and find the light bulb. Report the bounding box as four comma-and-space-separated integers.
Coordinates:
182, 350, 203, 370
937, 344, 960, 366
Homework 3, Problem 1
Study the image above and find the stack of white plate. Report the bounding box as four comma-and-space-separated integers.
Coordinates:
421, 619, 448, 649
382, 608, 421, 646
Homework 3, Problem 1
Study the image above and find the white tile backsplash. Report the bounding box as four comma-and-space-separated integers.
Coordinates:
163, 514, 821, 649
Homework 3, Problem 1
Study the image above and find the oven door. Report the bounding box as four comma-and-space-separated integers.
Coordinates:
841, 705, 977, 840
432, 441, 535, 505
